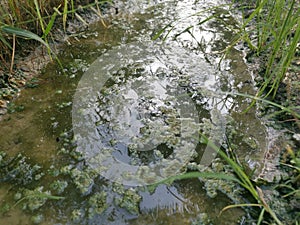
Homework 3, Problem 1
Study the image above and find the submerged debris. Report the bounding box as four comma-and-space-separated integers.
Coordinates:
88, 191, 108, 218
61, 166, 96, 195
0, 152, 44, 185
187, 159, 243, 203
20, 187, 51, 212
191, 213, 211, 225
31, 214, 44, 224
114, 188, 141, 215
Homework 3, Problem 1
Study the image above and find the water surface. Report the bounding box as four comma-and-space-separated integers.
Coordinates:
0, 1, 268, 224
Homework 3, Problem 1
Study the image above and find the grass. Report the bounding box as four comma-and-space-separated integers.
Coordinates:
212, 0, 300, 102
0, 0, 112, 72
234, 0, 300, 107
148, 89, 300, 224
0, 0, 299, 223
152, 6, 300, 221
153, 0, 300, 102
150, 132, 299, 224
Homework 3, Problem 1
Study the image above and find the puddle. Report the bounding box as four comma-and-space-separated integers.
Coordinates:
0, 0, 270, 224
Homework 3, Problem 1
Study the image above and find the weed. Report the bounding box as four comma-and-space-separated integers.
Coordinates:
153, 0, 300, 101
150, 134, 284, 224
148, 89, 300, 224
239, 0, 300, 106
0, 0, 113, 71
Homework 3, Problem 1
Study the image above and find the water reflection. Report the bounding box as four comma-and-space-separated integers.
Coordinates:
0, 0, 268, 224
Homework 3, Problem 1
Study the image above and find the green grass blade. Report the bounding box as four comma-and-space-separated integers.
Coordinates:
1, 26, 49, 48
71, 0, 74, 14
12, 193, 65, 209
42, 11, 58, 38
226, 91, 300, 119
33, 0, 45, 33
63, 0, 68, 31
148, 171, 241, 193
151, 23, 172, 40
0, 33, 12, 50
257, 208, 265, 225
201, 135, 259, 198
220, 203, 262, 215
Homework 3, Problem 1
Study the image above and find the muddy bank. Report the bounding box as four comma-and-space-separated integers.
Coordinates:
0, 1, 116, 118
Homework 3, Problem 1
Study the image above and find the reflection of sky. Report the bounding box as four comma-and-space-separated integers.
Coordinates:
72, 0, 238, 188
168, 0, 220, 51
153, 0, 235, 116
140, 185, 187, 212
162, 0, 238, 169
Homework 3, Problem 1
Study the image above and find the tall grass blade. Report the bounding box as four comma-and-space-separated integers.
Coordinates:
257, 208, 266, 225
151, 23, 172, 41
1, 26, 49, 48
263, 0, 296, 97
225, 91, 300, 119
201, 135, 259, 198
33, 0, 45, 33
149, 127, 284, 224
204, 135, 283, 225
0, 33, 12, 50
63, 0, 68, 31
42, 11, 58, 39
71, 0, 74, 15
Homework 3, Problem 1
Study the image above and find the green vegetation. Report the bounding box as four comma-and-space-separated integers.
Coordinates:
152, 0, 300, 224
151, 132, 300, 224
0, 0, 299, 224
0, 0, 112, 72
154, 0, 300, 101
236, 0, 300, 100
